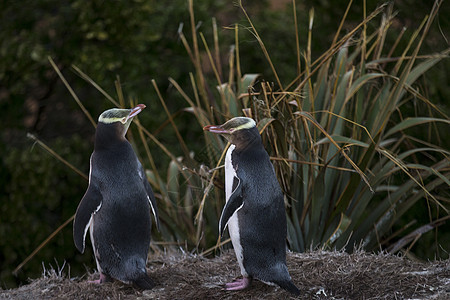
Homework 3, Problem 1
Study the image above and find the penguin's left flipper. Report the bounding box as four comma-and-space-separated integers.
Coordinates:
73, 183, 102, 253
141, 165, 160, 231
219, 177, 243, 237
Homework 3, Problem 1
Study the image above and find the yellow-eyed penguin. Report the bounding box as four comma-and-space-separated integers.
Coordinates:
73, 104, 160, 289
204, 117, 300, 295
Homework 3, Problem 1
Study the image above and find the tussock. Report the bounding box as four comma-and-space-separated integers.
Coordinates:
1, 250, 449, 299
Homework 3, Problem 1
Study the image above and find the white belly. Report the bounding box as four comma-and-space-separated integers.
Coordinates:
89, 202, 103, 273
225, 145, 247, 276
89, 218, 102, 273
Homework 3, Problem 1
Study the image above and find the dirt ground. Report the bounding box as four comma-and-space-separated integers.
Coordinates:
1, 249, 449, 299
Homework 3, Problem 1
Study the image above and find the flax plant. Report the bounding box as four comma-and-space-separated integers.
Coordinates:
20, 0, 449, 273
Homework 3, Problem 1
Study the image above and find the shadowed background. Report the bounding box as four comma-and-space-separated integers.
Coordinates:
1, 0, 449, 289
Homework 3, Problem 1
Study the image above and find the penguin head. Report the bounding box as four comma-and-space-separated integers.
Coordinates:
203, 117, 261, 149
97, 104, 146, 137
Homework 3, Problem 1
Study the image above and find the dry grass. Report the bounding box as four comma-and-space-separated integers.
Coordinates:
1, 250, 449, 299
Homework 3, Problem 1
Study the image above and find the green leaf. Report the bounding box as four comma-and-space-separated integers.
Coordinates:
316, 135, 369, 148
406, 56, 444, 87
325, 213, 351, 246
167, 158, 181, 204
307, 167, 326, 245
239, 74, 260, 107
217, 83, 239, 116
385, 117, 450, 137
346, 73, 385, 103
287, 214, 301, 252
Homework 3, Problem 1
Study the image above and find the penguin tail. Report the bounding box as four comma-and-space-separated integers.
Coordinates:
275, 280, 300, 296
133, 272, 155, 290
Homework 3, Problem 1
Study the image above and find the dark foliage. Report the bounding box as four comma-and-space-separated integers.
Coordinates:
0, 0, 448, 289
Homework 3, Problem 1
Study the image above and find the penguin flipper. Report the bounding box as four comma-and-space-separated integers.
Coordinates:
219, 176, 243, 237
141, 165, 160, 231
73, 184, 102, 253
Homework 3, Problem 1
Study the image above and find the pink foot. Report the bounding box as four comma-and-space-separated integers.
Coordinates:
88, 272, 110, 284
88, 278, 102, 284
225, 277, 252, 291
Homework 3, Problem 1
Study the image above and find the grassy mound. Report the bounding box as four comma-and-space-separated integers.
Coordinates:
2, 250, 449, 299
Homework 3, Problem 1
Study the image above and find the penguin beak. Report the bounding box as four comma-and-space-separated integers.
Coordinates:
127, 104, 146, 121
203, 125, 230, 134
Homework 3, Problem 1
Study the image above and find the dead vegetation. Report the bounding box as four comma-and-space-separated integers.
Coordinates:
1, 250, 449, 299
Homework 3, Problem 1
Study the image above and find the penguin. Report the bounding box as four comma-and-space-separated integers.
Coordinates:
73, 104, 160, 290
203, 117, 300, 295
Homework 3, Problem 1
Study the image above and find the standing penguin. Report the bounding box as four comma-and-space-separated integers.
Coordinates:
204, 117, 300, 295
73, 104, 160, 290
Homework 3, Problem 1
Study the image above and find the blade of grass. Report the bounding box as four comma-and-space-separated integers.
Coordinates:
48, 57, 96, 127
71, 64, 120, 108
152, 80, 191, 158
238, 0, 283, 90
27, 133, 88, 180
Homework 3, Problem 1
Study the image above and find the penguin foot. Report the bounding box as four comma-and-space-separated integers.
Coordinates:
225, 277, 252, 291
88, 272, 112, 284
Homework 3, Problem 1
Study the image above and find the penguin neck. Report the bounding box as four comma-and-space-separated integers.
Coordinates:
94, 123, 128, 150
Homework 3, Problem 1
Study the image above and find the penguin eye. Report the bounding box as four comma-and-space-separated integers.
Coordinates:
121, 117, 127, 124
